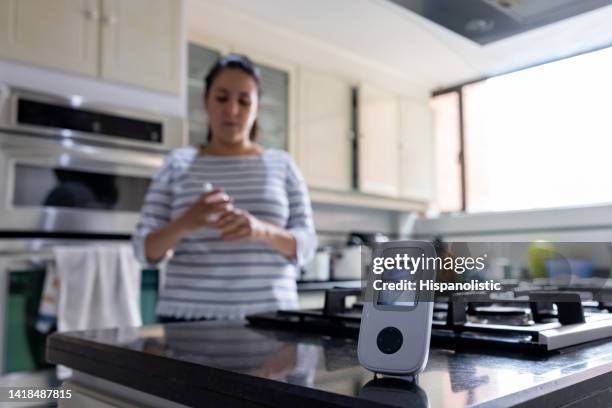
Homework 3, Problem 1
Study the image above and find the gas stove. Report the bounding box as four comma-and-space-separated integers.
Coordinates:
247, 280, 612, 353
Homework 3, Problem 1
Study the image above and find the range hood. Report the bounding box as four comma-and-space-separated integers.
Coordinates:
388, 0, 612, 44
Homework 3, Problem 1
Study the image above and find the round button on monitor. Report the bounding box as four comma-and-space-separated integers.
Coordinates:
376, 326, 403, 354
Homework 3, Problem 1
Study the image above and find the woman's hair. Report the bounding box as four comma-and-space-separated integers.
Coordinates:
204, 54, 261, 142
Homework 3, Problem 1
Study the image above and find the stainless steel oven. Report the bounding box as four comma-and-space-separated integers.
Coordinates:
0, 84, 185, 152
0, 84, 183, 235
0, 133, 164, 234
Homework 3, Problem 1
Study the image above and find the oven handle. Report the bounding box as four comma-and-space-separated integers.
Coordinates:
0, 239, 131, 270
7, 153, 159, 179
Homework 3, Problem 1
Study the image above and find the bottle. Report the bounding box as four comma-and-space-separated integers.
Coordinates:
202, 182, 230, 223
527, 241, 556, 279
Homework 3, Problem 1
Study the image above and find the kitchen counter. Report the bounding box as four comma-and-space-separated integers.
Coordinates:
47, 320, 612, 407
296, 280, 362, 291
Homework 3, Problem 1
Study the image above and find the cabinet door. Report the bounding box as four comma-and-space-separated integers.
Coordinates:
100, 0, 184, 94
358, 83, 400, 197
0, 0, 98, 76
257, 63, 290, 151
187, 43, 221, 146
398, 99, 435, 201
298, 69, 352, 191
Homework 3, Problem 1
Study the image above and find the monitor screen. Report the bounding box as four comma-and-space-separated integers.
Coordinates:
375, 247, 424, 308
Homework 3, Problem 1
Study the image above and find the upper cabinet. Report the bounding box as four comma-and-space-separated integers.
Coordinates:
356, 85, 434, 202
100, 0, 183, 94
0, 0, 184, 94
186, 43, 221, 146
296, 72, 433, 204
358, 83, 400, 197
398, 99, 435, 201
297, 68, 352, 191
0, 0, 98, 76
255, 63, 290, 151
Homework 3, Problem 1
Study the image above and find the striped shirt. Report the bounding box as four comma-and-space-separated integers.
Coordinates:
132, 147, 317, 319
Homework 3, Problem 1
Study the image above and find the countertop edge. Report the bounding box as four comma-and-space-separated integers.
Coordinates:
475, 360, 612, 407
46, 332, 386, 408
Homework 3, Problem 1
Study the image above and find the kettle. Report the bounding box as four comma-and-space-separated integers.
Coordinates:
332, 232, 388, 281
301, 246, 332, 281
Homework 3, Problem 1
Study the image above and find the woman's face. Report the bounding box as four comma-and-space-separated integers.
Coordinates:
205, 68, 259, 145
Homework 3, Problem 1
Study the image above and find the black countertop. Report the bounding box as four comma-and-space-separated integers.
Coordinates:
47, 320, 612, 407
296, 280, 361, 291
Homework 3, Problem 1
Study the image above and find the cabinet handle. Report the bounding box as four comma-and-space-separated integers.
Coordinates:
83, 9, 100, 21
102, 15, 118, 25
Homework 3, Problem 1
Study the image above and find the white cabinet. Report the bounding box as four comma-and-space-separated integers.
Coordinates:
100, 0, 183, 93
298, 69, 352, 191
0, 0, 98, 76
358, 83, 400, 197
0, 0, 184, 94
398, 99, 435, 201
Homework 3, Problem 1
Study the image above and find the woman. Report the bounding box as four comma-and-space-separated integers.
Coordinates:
133, 54, 317, 320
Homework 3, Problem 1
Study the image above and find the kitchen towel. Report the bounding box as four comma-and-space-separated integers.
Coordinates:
36, 261, 60, 334
39, 244, 142, 379
54, 244, 142, 333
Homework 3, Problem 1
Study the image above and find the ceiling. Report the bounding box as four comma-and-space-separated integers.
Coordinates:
219, 0, 612, 91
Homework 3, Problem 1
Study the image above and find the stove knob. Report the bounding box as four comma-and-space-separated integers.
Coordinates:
376, 326, 403, 354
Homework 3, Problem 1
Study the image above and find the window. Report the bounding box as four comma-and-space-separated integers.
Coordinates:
187, 43, 289, 150
432, 46, 612, 213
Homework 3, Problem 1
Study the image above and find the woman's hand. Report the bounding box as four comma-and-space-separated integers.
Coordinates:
174, 188, 234, 234
214, 208, 298, 259
215, 208, 268, 241
144, 188, 232, 262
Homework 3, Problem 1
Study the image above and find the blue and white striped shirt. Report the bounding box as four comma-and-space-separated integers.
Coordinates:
132, 147, 317, 319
